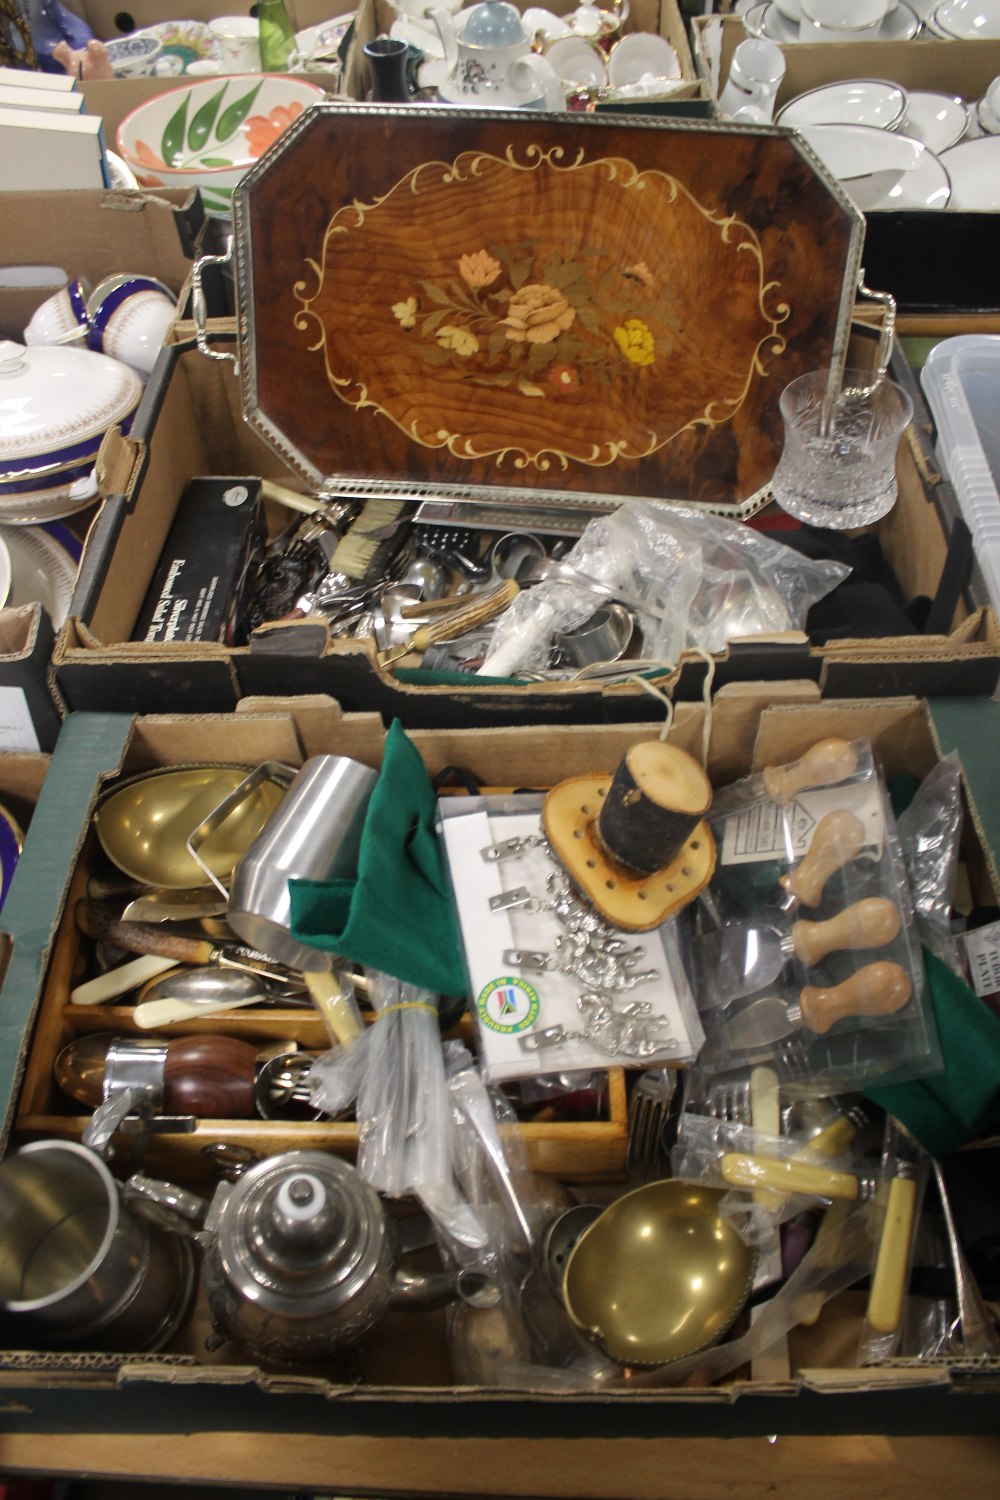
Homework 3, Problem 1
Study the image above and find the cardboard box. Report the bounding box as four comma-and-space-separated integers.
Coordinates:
691, 15, 1000, 315
0, 187, 207, 344
0, 605, 63, 753
342, 0, 706, 106
48, 319, 1000, 725
1, 691, 999, 1437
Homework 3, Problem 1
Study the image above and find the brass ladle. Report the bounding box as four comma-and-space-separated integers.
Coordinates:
94, 765, 287, 890
561, 1180, 757, 1367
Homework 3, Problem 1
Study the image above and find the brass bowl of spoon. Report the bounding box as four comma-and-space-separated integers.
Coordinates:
561, 1179, 757, 1367
93, 764, 286, 890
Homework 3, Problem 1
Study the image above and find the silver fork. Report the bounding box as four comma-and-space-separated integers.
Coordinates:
626, 1068, 678, 1177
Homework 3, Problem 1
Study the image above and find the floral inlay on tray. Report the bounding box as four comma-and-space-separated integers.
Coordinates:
294, 144, 790, 474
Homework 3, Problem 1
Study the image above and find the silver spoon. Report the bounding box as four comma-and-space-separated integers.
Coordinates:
132, 966, 309, 1030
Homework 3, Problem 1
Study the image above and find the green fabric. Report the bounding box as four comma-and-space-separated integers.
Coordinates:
866, 949, 1000, 1158
287, 720, 467, 998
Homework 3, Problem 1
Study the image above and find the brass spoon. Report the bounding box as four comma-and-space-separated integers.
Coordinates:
94, 764, 286, 890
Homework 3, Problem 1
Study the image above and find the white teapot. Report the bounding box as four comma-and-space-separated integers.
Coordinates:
434, 0, 565, 109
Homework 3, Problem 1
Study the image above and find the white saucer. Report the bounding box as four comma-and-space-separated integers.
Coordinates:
749, 0, 919, 40
777, 79, 908, 131
903, 92, 969, 155
870, 144, 951, 208
932, 0, 1000, 36
939, 135, 1000, 210
0, 522, 78, 627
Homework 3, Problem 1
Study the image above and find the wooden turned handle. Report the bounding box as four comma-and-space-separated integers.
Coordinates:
799, 961, 912, 1035
779, 809, 866, 907
867, 1174, 918, 1335
762, 738, 858, 805
162, 1035, 257, 1118
792, 898, 902, 965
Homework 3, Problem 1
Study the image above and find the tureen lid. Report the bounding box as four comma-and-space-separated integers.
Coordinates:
0, 340, 142, 467
462, 0, 526, 46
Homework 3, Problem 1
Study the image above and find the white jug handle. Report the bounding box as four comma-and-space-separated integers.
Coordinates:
430, 7, 459, 70
510, 52, 565, 111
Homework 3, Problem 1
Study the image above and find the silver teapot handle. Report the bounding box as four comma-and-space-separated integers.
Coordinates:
191, 236, 239, 374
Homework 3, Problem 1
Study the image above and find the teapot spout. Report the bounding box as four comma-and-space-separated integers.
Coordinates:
390, 1264, 501, 1312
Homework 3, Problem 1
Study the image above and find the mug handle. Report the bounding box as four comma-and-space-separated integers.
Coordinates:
510, 52, 566, 111
185, 760, 296, 898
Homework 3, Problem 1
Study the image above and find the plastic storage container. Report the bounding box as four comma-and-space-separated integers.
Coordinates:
921, 335, 1000, 620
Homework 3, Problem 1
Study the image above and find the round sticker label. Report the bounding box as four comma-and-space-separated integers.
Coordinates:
477, 975, 540, 1035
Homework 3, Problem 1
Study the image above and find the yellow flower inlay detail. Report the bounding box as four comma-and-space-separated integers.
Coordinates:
392, 296, 418, 329
614, 318, 655, 367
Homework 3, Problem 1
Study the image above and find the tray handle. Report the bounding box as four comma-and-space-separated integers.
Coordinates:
192, 235, 239, 374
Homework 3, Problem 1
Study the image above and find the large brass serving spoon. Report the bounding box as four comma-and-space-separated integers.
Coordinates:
561, 1180, 757, 1367
94, 765, 286, 890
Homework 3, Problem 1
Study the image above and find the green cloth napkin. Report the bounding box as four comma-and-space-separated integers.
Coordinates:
866, 949, 1000, 1158
288, 720, 467, 998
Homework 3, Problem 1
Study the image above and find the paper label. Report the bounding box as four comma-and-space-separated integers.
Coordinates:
719, 781, 884, 867
962, 920, 1000, 998
0, 687, 40, 752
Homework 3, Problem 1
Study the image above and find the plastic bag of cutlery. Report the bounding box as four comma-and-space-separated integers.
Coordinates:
671, 1109, 880, 1245
896, 753, 965, 977
685, 736, 942, 1094
478, 499, 849, 678
858, 1118, 932, 1364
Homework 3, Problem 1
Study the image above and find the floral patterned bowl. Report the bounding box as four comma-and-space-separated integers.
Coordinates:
116, 75, 326, 215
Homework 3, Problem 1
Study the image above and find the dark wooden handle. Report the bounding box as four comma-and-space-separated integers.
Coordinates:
779, 809, 866, 908
792, 897, 902, 965
75, 903, 214, 965
163, 1035, 258, 1118
762, 738, 858, 805
597, 740, 712, 876
799, 960, 912, 1034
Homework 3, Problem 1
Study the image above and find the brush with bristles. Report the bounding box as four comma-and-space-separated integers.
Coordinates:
328, 499, 413, 582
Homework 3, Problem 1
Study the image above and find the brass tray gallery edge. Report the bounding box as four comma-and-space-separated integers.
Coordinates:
224, 105, 865, 520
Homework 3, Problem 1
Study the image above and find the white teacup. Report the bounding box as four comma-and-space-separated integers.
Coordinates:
799, 0, 887, 38
23, 277, 92, 347
87, 274, 177, 378
546, 35, 607, 88
208, 16, 262, 72
607, 32, 680, 89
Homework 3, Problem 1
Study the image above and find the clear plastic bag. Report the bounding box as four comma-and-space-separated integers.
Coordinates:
858, 1118, 931, 1365
306, 971, 489, 1249
478, 499, 849, 677
896, 754, 965, 976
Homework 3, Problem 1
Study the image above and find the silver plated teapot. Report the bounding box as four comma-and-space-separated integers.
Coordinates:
126, 1149, 489, 1366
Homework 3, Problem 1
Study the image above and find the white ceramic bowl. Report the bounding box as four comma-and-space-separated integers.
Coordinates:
939, 136, 1000, 209
777, 79, 908, 131
0, 340, 142, 522
105, 33, 163, 77
116, 74, 325, 214
902, 91, 969, 154
797, 122, 924, 210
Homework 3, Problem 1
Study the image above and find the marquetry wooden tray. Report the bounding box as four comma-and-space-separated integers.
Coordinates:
229, 105, 864, 519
